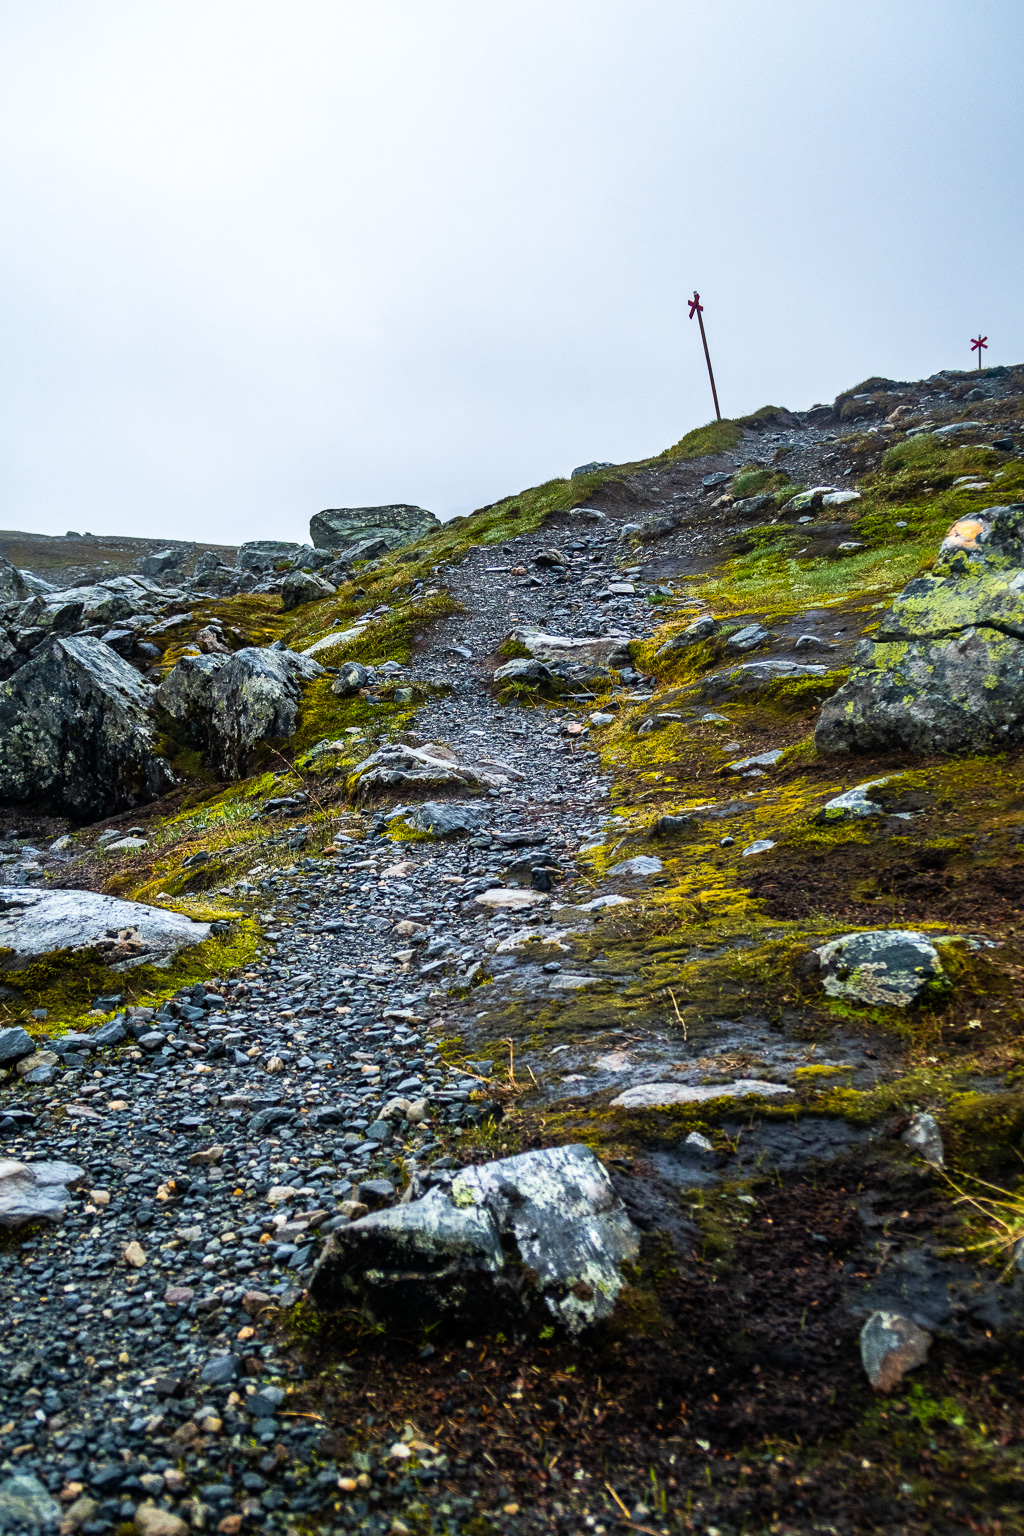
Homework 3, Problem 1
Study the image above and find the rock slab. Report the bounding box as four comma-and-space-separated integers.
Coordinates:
0, 888, 210, 972
310, 1144, 638, 1334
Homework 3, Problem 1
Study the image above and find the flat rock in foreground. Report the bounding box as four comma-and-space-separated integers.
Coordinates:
310, 1144, 639, 1335
0, 1159, 85, 1228
0, 888, 211, 972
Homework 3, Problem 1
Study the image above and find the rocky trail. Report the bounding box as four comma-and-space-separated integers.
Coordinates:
6, 368, 1024, 1535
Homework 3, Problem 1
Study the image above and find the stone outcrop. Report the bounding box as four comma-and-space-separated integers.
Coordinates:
310, 504, 439, 553
0, 888, 211, 972
0, 636, 173, 817
817, 505, 1024, 753
310, 1144, 638, 1334
508, 627, 633, 671
156, 647, 323, 778
347, 740, 525, 802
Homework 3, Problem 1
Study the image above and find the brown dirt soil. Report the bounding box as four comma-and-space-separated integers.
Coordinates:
273, 1160, 1024, 1534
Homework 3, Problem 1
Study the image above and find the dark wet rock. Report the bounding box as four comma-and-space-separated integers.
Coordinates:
492, 656, 559, 691
398, 801, 482, 838
156, 647, 323, 777
654, 615, 716, 659
310, 1144, 638, 1335
860, 1311, 931, 1392
901, 1111, 945, 1167
817, 504, 1024, 753
330, 660, 368, 696
0, 1158, 85, 1228
280, 569, 336, 610
0, 1025, 34, 1064
814, 929, 949, 1008
0, 888, 210, 971
310, 504, 439, 552
0, 635, 173, 816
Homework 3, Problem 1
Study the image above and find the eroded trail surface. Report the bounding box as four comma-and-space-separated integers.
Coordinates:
7, 370, 1024, 1536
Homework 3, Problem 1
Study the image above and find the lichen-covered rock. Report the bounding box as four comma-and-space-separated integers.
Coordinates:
0, 635, 173, 817
817, 504, 1024, 753
309, 504, 439, 552
330, 660, 368, 696
492, 656, 561, 692
0, 887, 210, 971
310, 1144, 638, 1335
347, 740, 524, 802
237, 540, 311, 571
156, 646, 323, 778
280, 569, 336, 610
814, 929, 949, 1007
901, 1110, 945, 1167
697, 658, 829, 704
507, 627, 633, 671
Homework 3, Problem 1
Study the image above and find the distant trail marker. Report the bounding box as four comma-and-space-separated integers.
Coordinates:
689, 291, 721, 421
971, 333, 988, 369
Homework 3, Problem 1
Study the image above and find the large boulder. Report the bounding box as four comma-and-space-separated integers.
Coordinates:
139, 548, 186, 577
817, 505, 1024, 753
310, 505, 440, 552
280, 569, 336, 611
310, 1144, 638, 1335
347, 740, 524, 802
0, 636, 173, 817
0, 887, 210, 972
156, 646, 323, 777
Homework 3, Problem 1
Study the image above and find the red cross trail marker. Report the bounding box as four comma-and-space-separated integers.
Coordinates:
689, 291, 721, 421
971, 334, 988, 370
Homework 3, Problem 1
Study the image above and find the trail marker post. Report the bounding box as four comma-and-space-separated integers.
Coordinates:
689, 292, 721, 421
971, 334, 988, 370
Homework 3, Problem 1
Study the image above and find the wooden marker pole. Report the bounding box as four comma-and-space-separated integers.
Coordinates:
971, 334, 988, 370
689, 291, 721, 421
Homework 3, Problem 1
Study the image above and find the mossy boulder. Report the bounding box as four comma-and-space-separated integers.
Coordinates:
0, 635, 173, 817
818, 504, 1024, 753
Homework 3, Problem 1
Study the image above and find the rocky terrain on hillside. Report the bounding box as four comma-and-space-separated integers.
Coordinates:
4, 365, 1024, 1536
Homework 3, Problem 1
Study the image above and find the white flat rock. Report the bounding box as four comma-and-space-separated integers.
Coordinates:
0, 888, 210, 971
302, 622, 370, 658
578, 894, 633, 911
548, 974, 603, 990
611, 1079, 794, 1108
474, 888, 549, 910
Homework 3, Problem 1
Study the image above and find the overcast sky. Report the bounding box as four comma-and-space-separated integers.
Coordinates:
1, 1, 1021, 547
